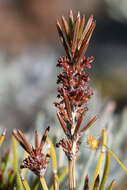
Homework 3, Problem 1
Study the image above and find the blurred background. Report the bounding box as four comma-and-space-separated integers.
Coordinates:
0, 0, 127, 189
0, 0, 126, 130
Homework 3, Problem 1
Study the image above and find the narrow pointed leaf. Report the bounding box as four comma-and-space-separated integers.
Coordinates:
84, 21, 96, 45
17, 130, 32, 154
61, 16, 70, 45
76, 21, 96, 64
12, 130, 28, 153
83, 174, 89, 190
1, 150, 10, 173
91, 129, 106, 190
74, 111, 84, 136
63, 90, 72, 120
78, 15, 85, 40
80, 116, 98, 133
57, 112, 68, 136
99, 151, 111, 190
71, 12, 80, 56
12, 136, 18, 172
78, 15, 93, 49
69, 10, 74, 41
56, 20, 71, 59
39, 126, 50, 152
16, 172, 22, 190
31, 178, 39, 190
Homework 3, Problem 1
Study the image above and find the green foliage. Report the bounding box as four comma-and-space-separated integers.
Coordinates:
0, 129, 115, 190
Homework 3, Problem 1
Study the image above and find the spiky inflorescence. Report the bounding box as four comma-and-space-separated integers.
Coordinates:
12, 127, 50, 177
54, 10, 97, 160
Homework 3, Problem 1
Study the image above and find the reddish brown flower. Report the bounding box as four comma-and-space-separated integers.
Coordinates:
12, 127, 50, 177
55, 10, 97, 160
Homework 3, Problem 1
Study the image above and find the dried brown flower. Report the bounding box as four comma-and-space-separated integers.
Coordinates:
12, 127, 50, 177
55, 10, 97, 160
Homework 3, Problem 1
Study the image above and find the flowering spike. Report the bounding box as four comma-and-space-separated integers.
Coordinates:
56, 11, 96, 190
12, 128, 50, 177
56, 11, 96, 160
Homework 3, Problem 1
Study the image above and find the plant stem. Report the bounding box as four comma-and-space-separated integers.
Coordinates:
91, 129, 107, 190
69, 159, 76, 190
99, 151, 110, 190
40, 177, 49, 190
46, 137, 59, 190
21, 175, 31, 190
49, 165, 68, 190
16, 172, 22, 190
12, 136, 18, 172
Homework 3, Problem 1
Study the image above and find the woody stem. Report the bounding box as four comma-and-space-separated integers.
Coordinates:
69, 158, 76, 190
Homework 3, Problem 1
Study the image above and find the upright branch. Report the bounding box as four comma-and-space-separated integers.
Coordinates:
55, 10, 97, 190
12, 127, 50, 190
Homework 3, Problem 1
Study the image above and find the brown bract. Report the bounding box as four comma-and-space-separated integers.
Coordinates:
55, 10, 97, 160
12, 127, 50, 177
